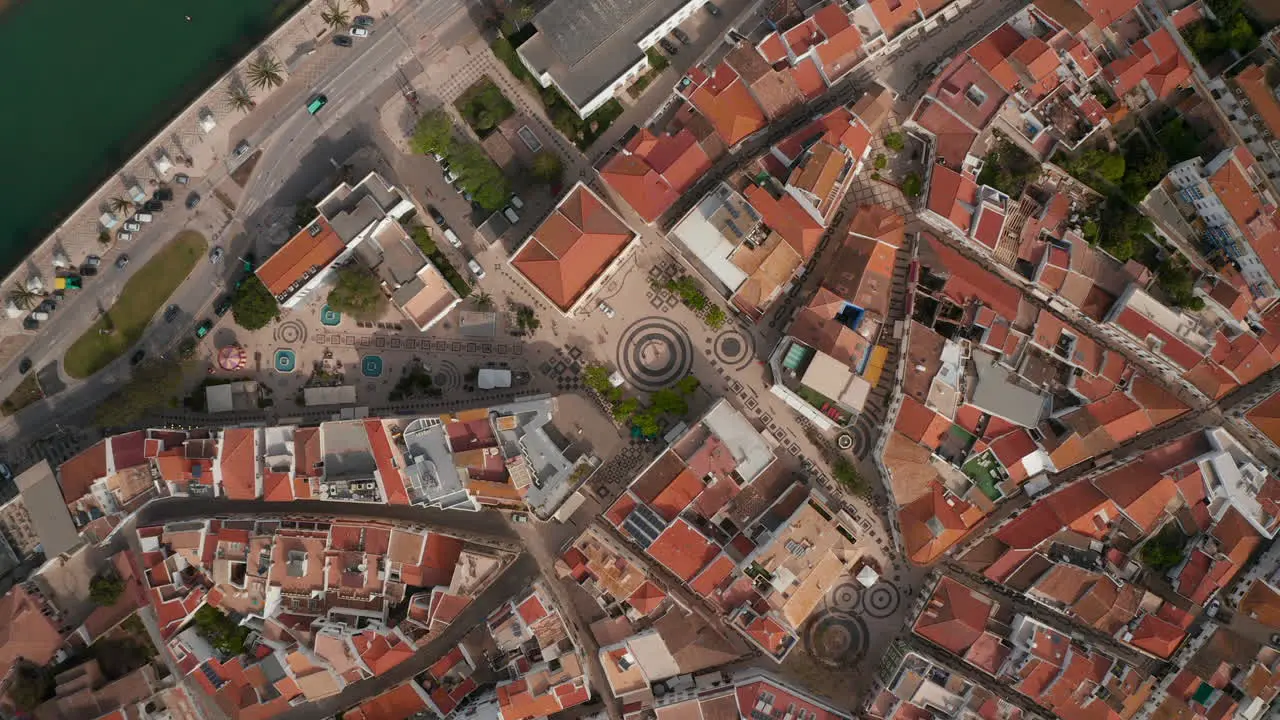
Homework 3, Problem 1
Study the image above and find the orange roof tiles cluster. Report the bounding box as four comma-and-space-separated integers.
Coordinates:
600, 129, 713, 223
647, 517, 722, 581
926, 164, 979, 232
913, 576, 996, 653
218, 429, 257, 500
681, 62, 768, 147
1103, 27, 1190, 100
511, 183, 636, 313
255, 217, 346, 297
899, 483, 982, 564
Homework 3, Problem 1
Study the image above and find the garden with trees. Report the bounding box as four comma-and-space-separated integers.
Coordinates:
409, 110, 510, 211
453, 77, 515, 137
409, 224, 471, 297
582, 365, 701, 438
231, 275, 279, 330
326, 266, 387, 321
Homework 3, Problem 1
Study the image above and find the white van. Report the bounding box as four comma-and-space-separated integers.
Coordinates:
443, 228, 461, 248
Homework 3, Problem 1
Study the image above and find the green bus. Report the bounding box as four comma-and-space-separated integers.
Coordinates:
306, 94, 328, 115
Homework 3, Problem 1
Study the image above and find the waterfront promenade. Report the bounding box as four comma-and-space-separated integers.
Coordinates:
0, 0, 401, 369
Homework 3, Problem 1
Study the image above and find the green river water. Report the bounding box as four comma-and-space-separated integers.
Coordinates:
0, 0, 297, 273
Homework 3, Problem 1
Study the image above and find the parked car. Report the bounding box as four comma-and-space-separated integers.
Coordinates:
354, 15, 374, 27
333, 35, 353, 47
467, 259, 485, 279
175, 173, 190, 185
123, 221, 142, 232
164, 304, 181, 323
143, 200, 163, 212
134, 212, 153, 223
214, 296, 233, 317
443, 168, 459, 184
22, 317, 38, 330
130, 349, 146, 366
598, 301, 616, 318
508, 194, 524, 210
17, 358, 31, 375
154, 187, 174, 202
503, 206, 520, 223
511, 513, 528, 524
210, 246, 225, 264
117, 231, 133, 242
195, 319, 213, 338
232, 140, 251, 158
704, 1, 721, 15
185, 192, 201, 209
427, 205, 447, 226
443, 228, 462, 248
351, 26, 370, 37
116, 255, 130, 270
672, 28, 691, 45
659, 38, 679, 55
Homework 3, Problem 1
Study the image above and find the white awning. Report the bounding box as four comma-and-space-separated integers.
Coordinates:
478, 368, 512, 389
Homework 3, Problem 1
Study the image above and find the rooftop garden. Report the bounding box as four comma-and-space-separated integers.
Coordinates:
977, 136, 1041, 198
193, 605, 251, 657
961, 451, 1005, 501
1141, 523, 1187, 571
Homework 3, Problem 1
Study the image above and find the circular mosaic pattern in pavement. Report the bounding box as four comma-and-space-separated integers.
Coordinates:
849, 420, 872, 459
836, 433, 854, 451
864, 582, 901, 619
825, 580, 863, 614
802, 611, 868, 669
712, 328, 755, 369
433, 360, 462, 393
274, 319, 308, 345
616, 317, 693, 391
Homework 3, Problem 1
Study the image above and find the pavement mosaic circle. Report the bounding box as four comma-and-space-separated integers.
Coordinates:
825, 580, 863, 614
864, 582, 901, 619
433, 360, 461, 393
712, 328, 755, 369
802, 611, 869, 669
275, 319, 308, 345
616, 317, 693, 391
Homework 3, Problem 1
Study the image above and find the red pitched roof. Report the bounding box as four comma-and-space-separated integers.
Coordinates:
219, 429, 257, 500
512, 184, 636, 312
1128, 613, 1185, 658
626, 581, 667, 614
926, 164, 978, 233
914, 576, 994, 653
646, 518, 720, 581
686, 63, 768, 146
601, 129, 712, 222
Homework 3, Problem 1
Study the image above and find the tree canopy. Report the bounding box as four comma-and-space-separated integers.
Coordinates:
95, 359, 186, 427
582, 364, 611, 394
450, 141, 510, 211
326, 267, 387, 321
193, 605, 250, 656
410, 109, 454, 156
532, 151, 564, 184
231, 275, 279, 331
89, 574, 125, 606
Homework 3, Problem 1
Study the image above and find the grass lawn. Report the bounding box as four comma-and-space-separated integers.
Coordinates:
63, 231, 207, 379
962, 452, 1003, 501
1, 375, 43, 416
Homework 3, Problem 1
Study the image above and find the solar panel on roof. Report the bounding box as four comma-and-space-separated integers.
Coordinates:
200, 663, 226, 689
623, 503, 666, 548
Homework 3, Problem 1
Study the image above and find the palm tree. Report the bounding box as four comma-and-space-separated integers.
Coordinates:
352, 0, 370, 11
227, 86, 256, 113
246, 56, 284, 91
321, 1, 350, 30
8, 287, 38, 311
107, 197, 134, 216
473, 292, 494, 310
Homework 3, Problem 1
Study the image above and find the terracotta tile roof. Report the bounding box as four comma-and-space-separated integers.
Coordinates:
1128, 613, 1185, 658
789, 58, 827, 100
922, 234, 1022, 320
516, 592, 548, 625
814, 25, 865, 82
294, 427, 322, 478
914, 101, 979, 168
742, 614, 793, 656
929, 55, 1008, 129
651, 468, 704, 522
262, 471, 293, 502
869, 0, 921, 38
58, 441, 108, 504
1240, 580, 1280, 628
1079, 0, 1139, 28
1184, 361, 1239, 399
627, 581, 667, 615
758, 32, 787, 63
647, 518, 721, 581
989, 429, 1038, 474
353, 630, 416, 676
110, 430, 148, 470
1033, 0, 1094, 32
602, 129, 712, 222
1213, 507, 1262, 566
926, 164, 978, 232
744, 185, 824, 258
686, 63, 768, 146
218, 429, 257, 500
914, 576, 994, 653
256, 217, 345, 297
1113, 306, 1201, 369
1236, 64, 1280, 141
964, 631, 1011, 676
689, 553, 737, 606
972, 205, 1005, 249
900, 483, 978, 564
968, 23, 1023, 92
512, 183, 636, 312
1248, 391, 1280, 446
346, 682, 428, 720
0, 586, 65, 678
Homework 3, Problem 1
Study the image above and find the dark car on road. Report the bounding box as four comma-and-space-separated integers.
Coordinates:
354, 15, 374, 27
427, 205, 447, 226
130, 349, 146, 365
333, 35, 353, 47
185, 192, 201, 209
116, 255, 129, 270
18, 358, 31, 374
705, 2, 721, 15
195, 319, 213, 338
154, 187, 174, 202
164, 304, 180, 323
659, 38, 678, 55
214, 296, 233, 317
672, 28, 691, 45
143, 200, 163, 212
